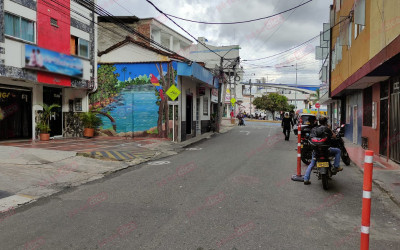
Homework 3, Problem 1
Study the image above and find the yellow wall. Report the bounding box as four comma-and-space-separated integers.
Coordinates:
331, 0, 371, 92
369, 0, 400, 57
331, 0, 400, 93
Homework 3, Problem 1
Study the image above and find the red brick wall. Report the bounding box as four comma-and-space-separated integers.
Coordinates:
362, 83, 380, 154
136, 22, 151, 46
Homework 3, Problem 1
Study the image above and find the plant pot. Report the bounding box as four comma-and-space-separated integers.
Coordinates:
83, 128, 95, 138
40, 133, 50, 141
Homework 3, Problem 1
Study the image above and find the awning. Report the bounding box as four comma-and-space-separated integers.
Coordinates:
177, 62, 219, 88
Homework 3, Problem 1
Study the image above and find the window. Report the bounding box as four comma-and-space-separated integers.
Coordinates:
203, 97, 208, 115
71, 36, 89, 58
355, 23, 365, 39
5, 12, 34, 42
363, 87, 372, 126
50, 18, 58, 27
372, 102, 377, 129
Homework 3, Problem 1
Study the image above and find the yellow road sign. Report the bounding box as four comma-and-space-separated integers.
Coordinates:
230, 98, 236, 105
166, 85, 181, 101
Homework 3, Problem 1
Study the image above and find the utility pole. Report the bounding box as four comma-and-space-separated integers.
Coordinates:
295, 62, 298, 109
249, 79, 252, 116
217, 57, 223, 132
233, 67, 237, 116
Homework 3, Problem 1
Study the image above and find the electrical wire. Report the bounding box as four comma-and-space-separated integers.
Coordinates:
49, 0, 193, 62
145, 0, 223, 58
164, 0, 313, 25
242, 15, 350, 62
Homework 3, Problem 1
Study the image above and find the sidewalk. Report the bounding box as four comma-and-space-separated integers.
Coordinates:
0, 122, 235, 211
344, 138, 400, 206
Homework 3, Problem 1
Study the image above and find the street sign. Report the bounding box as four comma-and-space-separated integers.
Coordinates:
315, 103, 321, 109
167, 101, 178, 105
166, 85, 181, 101
230, 97, 236, 105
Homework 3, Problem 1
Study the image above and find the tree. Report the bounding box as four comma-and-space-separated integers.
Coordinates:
287, 104, 296, 112
252, 93, 289, 120
121, 67, 127, 81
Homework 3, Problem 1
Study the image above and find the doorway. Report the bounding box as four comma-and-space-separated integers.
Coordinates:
380, 81, 389, 156
352, 105, 358, 144
0, 85, 32, 140
389, 79, 400, 162
186, 94, 192, 135
196, 97, 200, 135
43, 87, 62, 137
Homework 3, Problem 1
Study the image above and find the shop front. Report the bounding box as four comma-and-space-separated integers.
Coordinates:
0, 85, 32, 140
177, 62, 218, 142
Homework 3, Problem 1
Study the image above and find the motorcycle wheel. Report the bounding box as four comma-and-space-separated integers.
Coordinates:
341, 148, 351, 166
301, 150, 312, 165
321, 174, 329, 190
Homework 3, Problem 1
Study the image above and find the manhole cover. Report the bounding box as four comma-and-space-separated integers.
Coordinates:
148, 161, 170, 165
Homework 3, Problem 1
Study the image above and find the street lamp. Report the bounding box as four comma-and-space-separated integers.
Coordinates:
277, 64, 298, 109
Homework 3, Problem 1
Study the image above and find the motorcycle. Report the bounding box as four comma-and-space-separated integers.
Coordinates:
332, 124, 351, 166
301, 124, 351, 166
309, 138, 340, 190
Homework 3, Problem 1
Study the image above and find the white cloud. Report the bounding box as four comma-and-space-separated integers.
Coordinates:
98, 0, 332, 85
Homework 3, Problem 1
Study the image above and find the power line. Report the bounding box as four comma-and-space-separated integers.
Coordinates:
145, 0, 223, 58
242, 15, 350, 62
164, 0, 313, 25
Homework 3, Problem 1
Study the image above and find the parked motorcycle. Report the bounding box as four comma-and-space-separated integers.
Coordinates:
332, 124, 351, 166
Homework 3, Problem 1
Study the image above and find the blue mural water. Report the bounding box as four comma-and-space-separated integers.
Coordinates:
100, 85, 158, 133
91, 62, 177, 134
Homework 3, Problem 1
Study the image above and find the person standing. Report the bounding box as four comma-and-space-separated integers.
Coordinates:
281, 112, 294, 141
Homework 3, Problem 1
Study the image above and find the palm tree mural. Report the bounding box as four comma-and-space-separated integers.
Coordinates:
121, 67, 127, 81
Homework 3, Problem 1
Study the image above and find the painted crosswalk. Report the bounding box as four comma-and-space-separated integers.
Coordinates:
90, 151, 156, 161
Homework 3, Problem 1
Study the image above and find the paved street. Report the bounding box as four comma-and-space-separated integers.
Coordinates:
1, 122, 399, 249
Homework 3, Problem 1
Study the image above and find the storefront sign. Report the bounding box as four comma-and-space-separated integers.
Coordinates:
24, 44, 83, 78
0, 91, 11, 99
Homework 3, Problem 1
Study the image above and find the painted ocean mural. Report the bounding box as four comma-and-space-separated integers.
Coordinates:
90, 63, 177, 135
100, 85, 158, 133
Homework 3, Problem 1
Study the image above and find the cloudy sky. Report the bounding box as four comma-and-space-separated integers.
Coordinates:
98, 0, 333, 86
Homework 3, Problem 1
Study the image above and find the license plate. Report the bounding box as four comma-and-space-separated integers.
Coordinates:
317, 162, 329, 168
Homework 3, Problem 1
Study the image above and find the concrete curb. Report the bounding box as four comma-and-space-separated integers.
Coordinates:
351, 160, 400, 208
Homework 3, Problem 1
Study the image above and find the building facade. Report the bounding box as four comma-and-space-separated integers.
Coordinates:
98, 22, 218, 142
0, 0, 96, 140
330, 0, 400, 163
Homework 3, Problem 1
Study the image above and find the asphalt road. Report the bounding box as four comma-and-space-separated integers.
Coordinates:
1, 121, 399, 250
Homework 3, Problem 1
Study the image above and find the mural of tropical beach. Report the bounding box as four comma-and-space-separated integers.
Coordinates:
24, 44, 83, 78
90, 62, 177, 137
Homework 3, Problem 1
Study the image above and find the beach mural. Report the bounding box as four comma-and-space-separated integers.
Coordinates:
90, 62, 177, 136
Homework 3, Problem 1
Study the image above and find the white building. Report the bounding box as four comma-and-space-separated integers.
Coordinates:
0, 0, 96, 140
187, 37, 243, 118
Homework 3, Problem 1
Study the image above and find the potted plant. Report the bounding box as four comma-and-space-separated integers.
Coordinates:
36, 104, 60, 141
80, 112, 102, 138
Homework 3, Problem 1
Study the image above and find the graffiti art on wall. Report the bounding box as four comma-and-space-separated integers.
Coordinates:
90, 62, 177, 136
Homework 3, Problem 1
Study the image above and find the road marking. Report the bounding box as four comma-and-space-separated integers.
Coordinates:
0, 194, 34, 211
240, 131, 250, 135
185, 148, 203, 151
148, 161, 170, 165
90, 151, 155, 161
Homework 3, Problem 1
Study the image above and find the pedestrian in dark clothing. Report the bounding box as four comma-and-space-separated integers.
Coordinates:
281, 112, 294, 141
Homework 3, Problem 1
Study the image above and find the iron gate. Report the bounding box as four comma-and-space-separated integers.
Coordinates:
390, 79, 400, 163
